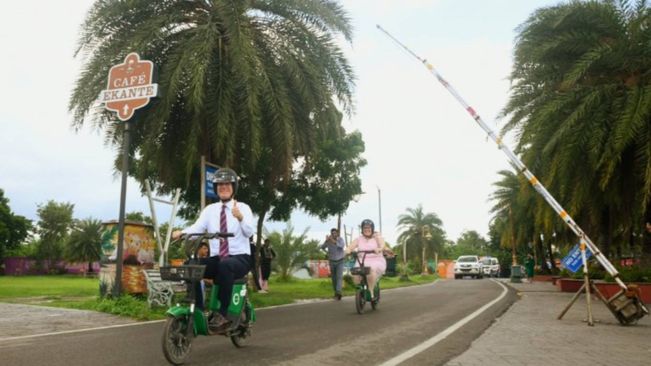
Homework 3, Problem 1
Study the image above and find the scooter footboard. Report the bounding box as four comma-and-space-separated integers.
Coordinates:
207, 282, 248, 320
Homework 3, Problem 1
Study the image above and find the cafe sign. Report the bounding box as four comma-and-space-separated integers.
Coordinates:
100, 53, 158, 121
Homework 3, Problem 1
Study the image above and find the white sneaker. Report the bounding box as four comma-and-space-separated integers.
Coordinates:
258, 290, 268, 294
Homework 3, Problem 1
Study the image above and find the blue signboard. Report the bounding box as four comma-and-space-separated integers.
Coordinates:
205, 165, 219, 200
561, 243, 593, 273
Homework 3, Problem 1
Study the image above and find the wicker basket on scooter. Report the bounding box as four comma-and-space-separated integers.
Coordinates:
160, 265, 206, 281
350, 267, 371, 275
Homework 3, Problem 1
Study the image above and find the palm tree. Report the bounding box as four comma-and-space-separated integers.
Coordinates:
66, 218, 103, 273
69, 0, 355, 214
500, 0, 651, 262
396, 205, 446, 273
265, 223, 320, 281
490, 170, 548, 265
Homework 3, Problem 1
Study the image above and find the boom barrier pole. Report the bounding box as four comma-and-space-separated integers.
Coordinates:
376, 24, 626, 290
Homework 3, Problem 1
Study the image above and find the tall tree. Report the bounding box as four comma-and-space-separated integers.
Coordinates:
242, 127, 366, 248
444, 230, 490, 260
456, 230, 490, 255
396, 204, 446, 270
69, 0, 357, 225
0, 189, 32, 262
125, 211, 152, 224
36, 201, 75, 267
490, 169, 532, 266
66, 218, 103, 273
500, 0, 651, 262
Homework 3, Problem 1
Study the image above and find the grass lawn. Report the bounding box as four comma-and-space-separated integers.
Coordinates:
0, 275, 98, 299
0, 274, 436, 320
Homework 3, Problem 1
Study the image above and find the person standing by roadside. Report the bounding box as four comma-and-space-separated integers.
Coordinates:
249, 237, 262, 291
321, 228, 345, 300
259, 238, 276, 293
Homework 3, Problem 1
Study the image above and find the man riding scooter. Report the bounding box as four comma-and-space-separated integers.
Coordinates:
172, 168, 254, 333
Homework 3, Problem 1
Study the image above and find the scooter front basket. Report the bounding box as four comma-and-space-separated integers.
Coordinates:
351, 267, 370, 276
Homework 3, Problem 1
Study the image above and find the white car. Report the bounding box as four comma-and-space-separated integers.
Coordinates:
454, 255, 483, 279
481, 257, 500, 277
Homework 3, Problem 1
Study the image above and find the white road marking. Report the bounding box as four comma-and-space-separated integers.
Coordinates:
256, 280, 438, 310
0, 320, 164, 342
379, 279, 509, 366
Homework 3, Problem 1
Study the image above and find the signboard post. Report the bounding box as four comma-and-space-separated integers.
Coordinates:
200, 157, 220, 210
580, 242, 595, 325
558, 241, 599, 325
101, 53, 158, 297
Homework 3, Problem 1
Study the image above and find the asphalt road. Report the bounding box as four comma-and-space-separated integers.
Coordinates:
0, 279, 516, 366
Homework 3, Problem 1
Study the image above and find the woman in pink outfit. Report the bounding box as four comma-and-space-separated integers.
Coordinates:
345, 219, 390, 297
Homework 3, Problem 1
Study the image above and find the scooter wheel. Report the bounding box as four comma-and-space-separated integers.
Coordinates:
162, 316, 193, 365
371, 292, 379, 310
355, 290, 365, 314
230, 306, 252, 348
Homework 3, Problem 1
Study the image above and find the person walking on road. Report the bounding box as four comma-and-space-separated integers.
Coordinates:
321, 228, 345, 300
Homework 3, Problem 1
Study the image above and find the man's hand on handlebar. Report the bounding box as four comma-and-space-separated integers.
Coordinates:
171, 231, 235, 241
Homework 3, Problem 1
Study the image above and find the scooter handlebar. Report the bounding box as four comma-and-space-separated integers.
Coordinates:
181, 232, 235, 239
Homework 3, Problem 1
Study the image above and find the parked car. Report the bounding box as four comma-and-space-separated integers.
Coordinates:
454, 255, 483, 279
481, 257, 500, 277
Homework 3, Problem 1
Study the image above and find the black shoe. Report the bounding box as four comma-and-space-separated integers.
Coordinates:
335, 293, 342, 300
208, 313, 231, 334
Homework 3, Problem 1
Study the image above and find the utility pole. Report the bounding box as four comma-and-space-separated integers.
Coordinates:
509, 205, 517, 265
377, 186, 382, 233
422, 226, 432, 275
114, 121, 130, 297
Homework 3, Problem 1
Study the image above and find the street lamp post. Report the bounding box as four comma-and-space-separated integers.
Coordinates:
402, 238, 407, 265
377, 186, 382, 233
421, 226, 432, 275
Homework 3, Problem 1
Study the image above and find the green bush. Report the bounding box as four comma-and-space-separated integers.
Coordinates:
558, 263, 606, 280
88, 295, 164, 320
397, 262, 412, 278
343, 273, 354, 287
605, 266, 651, 283
588, 265, 606, 280
559, 269, 571, 278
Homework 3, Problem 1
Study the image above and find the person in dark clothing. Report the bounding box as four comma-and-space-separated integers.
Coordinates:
250, 238, 262, 291
259, 238, 276, 292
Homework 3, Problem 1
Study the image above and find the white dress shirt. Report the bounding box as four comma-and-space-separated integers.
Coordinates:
182, 200, 254, 256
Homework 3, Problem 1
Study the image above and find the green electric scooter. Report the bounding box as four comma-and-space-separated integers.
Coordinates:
350, 250, 381, 314
160, 232, 255, 365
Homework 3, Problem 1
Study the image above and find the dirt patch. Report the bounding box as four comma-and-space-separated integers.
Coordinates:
0, 302, 136, 339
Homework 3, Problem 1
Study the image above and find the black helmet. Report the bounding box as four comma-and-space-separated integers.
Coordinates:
361, 219, 375, 236
213, 168, 238, 198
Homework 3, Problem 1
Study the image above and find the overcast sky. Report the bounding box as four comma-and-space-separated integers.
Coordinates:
0, 0, 561, 245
